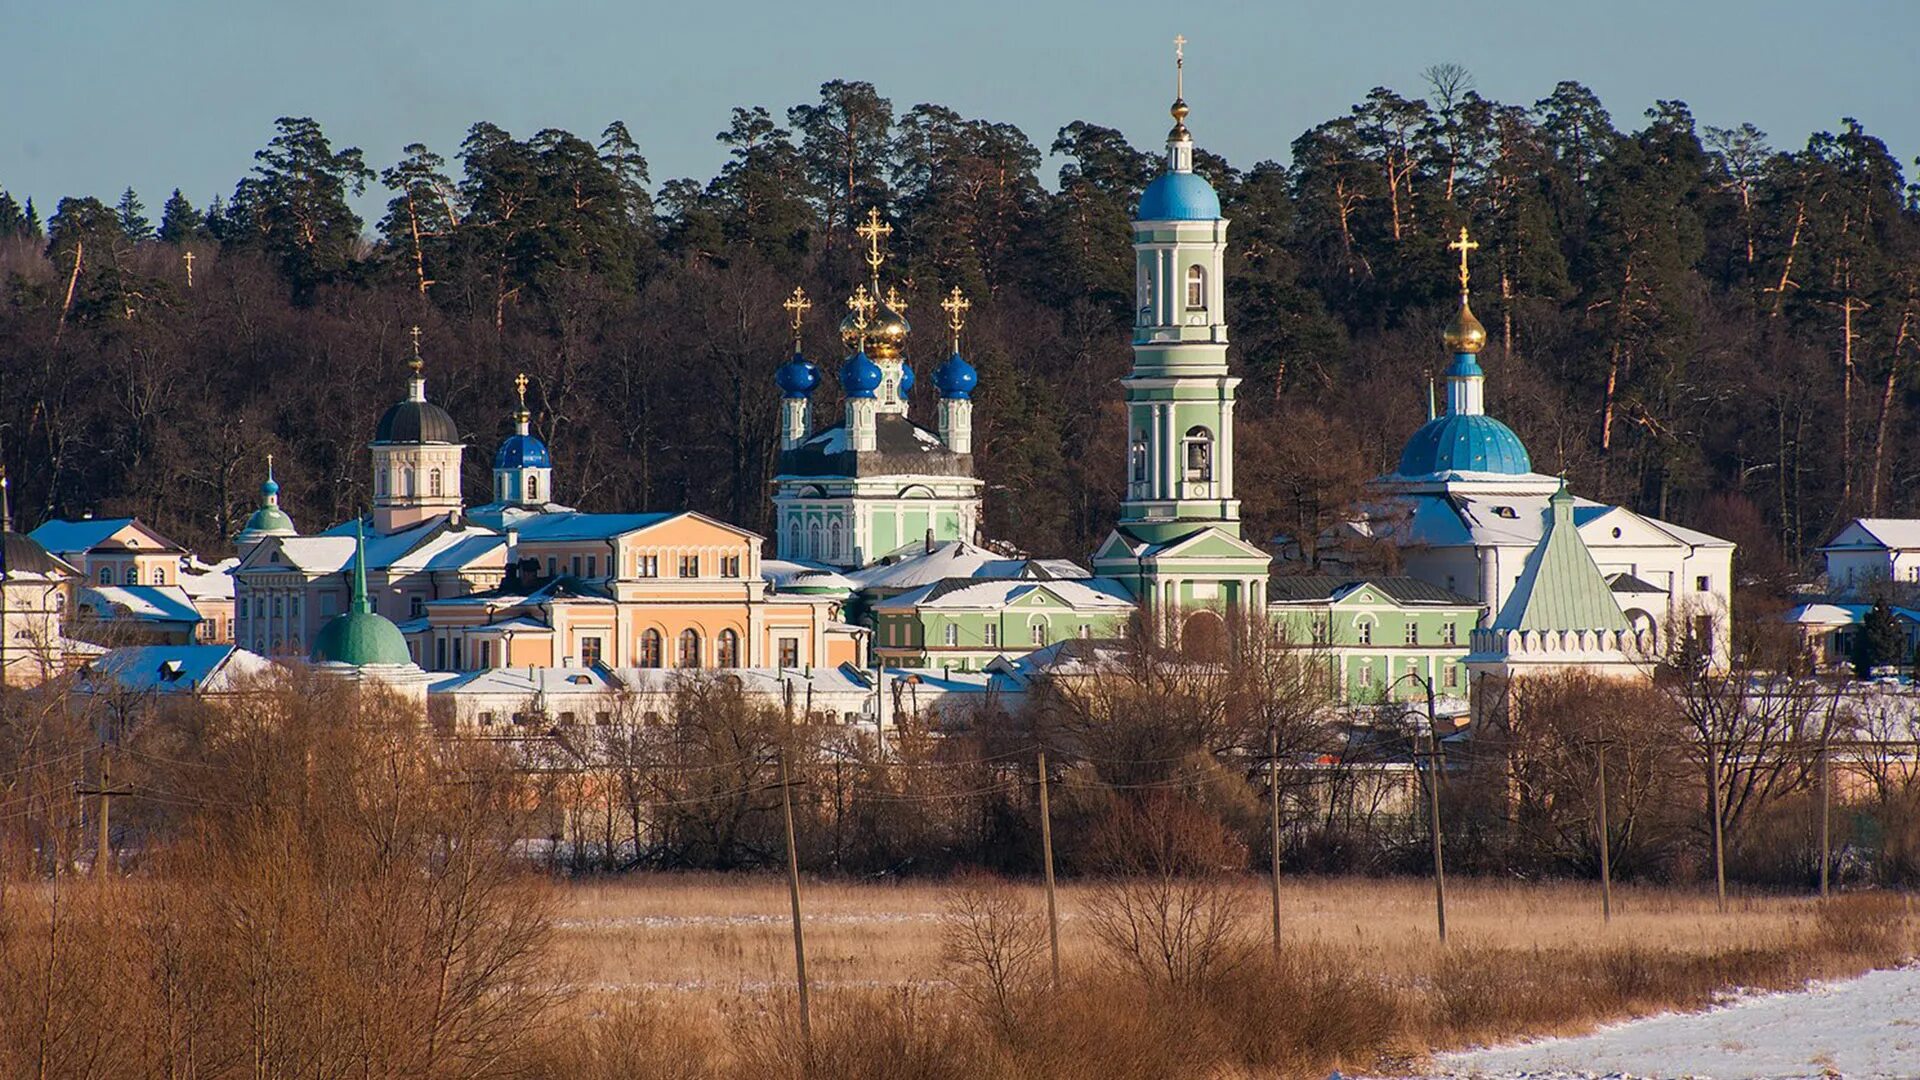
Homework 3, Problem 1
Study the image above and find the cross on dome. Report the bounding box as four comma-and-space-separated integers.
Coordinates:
856, 208, 893, 281
941, 286, 971, 351
407, 325, 424, 374
846, 284, 876, 347
1448, 225, 1479, 297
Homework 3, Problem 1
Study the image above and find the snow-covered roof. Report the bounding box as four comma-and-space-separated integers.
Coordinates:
176, 557, 237, 601
79, 585, 203, 625
875, 576, 1135, 613
1823, 518, 1920, 552
1382, 492, 1733, 552
80, 645, 274, 695
1782, 603, 1920, 627
259, 517, 505, 576
849, 540, 1088, 592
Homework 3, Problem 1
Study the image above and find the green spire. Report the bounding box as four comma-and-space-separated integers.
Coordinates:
351, 519, 371, 614
1493, 481, 1631, 633
310, 516, 412, 667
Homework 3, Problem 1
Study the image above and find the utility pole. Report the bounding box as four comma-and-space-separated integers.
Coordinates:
76, 750, 130, 880
1423, 700, 1447, 945
1595, 739, 1613, 924
1037, 745, 1061, 989
1708, 736, 1727, 913
1267, 721, 1282, 956
1819, 734, 1832, 899
780, 682, 811, 1043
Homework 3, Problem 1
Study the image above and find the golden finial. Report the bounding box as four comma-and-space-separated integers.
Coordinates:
856, 207, 892, 282
782, 286, 811, 352
940, 286, 971, 352
847, 284, 876, 349
407, 325, 424, 375
884, 285, 908, 316
1444, 225, 1487, 354
514, 372, 530, 422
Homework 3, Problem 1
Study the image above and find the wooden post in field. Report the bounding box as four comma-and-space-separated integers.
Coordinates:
1596, 743, 1612, 924
1267, 722, 1282, 956
1708, 739, 1727, 912
780, 682, 811, 1042
76, 750, 129, 881
1819, 736, 1832, 898
1425, 725, 1447, 944
1037, 745, 1061, 989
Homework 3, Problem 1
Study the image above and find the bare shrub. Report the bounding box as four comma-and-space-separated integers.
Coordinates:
1082, 793, 1253, 986
938, 871, 1047, 1025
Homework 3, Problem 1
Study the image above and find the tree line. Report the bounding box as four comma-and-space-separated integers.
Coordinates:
2, 73, 1916, 604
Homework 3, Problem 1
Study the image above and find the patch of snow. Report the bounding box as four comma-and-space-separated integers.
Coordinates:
1422, 964, 1920, 1079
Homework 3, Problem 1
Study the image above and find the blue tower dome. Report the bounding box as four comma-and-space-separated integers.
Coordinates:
1397, 414, 1533, 477
1137, 171, 1221, 221
493, 433, 551, 471
897, 362, 915, 395
775, 353, 820, 398
935, 351, 978, 399
840, 350, 883, 398
261, 475, 280, 497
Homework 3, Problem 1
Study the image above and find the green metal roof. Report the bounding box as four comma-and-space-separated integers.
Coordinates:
1492, 485, 1630, 633
310, 522, 412, 667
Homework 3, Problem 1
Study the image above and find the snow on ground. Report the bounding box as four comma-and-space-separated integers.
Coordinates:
1422, 965, 1920, 1079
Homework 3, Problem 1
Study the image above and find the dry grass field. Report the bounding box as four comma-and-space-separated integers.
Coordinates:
547, 874, 1919, 1078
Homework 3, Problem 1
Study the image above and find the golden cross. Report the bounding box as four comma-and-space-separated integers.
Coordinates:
1173, 35, 1186, 99
266, 452, 274, 480
940, 286, 970, 351
884, 284, 908, 316
182, 249, 195, 287
514, 372, 529, 410
782, 286, 811, 351
855, 207, 892, 277
846, 284, 876, 339
408, 325, 424, 373
1447, 225, 1479, 294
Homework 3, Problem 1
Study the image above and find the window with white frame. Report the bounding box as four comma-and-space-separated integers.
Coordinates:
778, 637, 800, 668
636, 554, 659, 578
1185, 264, 1206, 310
1182, 427, 1214, 482
944, 623, 958, 647
1442, 622, 1457, 646
983, 623, 998, 647
1030, 622, 1047, 646
721, 555, 741, 577
679, 555, 699, 578
1405, 623, 1419, 646
1356, 620, 1373, 645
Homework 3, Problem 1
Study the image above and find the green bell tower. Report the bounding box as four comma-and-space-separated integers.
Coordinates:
1093, 38, 1272, 637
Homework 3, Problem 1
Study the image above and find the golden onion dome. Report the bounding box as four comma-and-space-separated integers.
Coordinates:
1443, 295, 1487, 354
1168, 97, 1190, 142
841, 300, 910, 359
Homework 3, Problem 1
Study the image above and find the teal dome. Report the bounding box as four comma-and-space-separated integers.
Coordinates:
310, 520, 412, 668
1137, 172, 1221, 221
242, 505, 296, 536
311, 608, 412, 667
1398, 414, 1532, 476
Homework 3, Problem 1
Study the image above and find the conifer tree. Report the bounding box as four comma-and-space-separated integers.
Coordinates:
156, 188, 207, 243
115, 187, 150, 240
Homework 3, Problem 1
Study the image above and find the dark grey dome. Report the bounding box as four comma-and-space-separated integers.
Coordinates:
2, 530, 75, 579
374, 400, 460, 444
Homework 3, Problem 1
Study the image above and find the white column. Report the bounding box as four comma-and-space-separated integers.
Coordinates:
1219, 394, 1235, 499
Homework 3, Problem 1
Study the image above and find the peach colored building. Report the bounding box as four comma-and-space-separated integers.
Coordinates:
419, 511, 864, 673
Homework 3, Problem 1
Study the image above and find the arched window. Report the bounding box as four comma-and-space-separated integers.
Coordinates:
808, 522, 824, 560
944, 623, 958, 647
495, 476, 506, 501
127, 566, 140, 585
677, 629, 701, 668
1030, 621, 1048, 646
787, 522, 802, 556
401, 467, 415, 497
526, 473, 539, 501
153, 565, 167, 585
717, 629, 740, 668
639, 629, 662, 668
429, 468, 443, 497
376, 468, 388, 496
98, 567, 112, 586
1131, 440, 1149, 484
1182, 426, 1214, 482
1186, 264, 1207, 310
828, 520, 844, 561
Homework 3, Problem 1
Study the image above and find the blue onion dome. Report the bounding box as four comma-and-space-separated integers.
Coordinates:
1397, 414, 1533, 476
840, 350, 883, 398
262, 474, 280, 497
897, 362, 916, 395
1137, 172, 1221, 221
775, 353, 820, 398
494, 432, 551, 470
936, 351, 978, 399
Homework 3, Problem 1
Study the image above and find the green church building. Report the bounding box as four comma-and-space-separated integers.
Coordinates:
1267, 577, 1480, 704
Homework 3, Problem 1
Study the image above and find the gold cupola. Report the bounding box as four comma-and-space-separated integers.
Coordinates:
1443, 225, 1487, 354
839, 207, 911, 359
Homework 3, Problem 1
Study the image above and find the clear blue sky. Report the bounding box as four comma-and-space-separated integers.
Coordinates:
5, 0, 1915, 223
